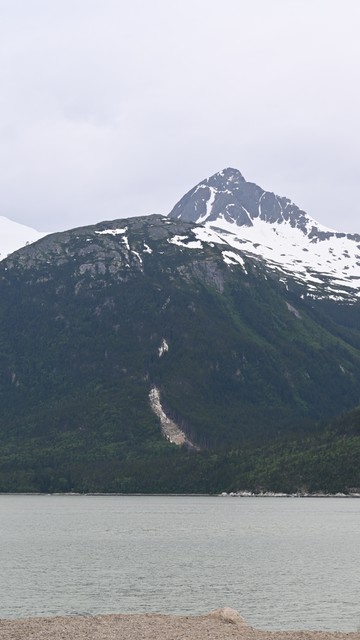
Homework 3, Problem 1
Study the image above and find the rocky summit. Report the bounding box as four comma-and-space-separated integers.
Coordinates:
169, 168, 360, 302
0, 171, 360, 493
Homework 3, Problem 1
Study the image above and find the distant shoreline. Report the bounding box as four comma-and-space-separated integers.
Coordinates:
0, 491, 360, 498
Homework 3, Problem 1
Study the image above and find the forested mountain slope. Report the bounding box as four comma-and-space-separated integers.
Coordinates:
0, 211, 360, 492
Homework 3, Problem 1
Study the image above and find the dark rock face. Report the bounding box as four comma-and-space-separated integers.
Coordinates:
169, 168, 308, 231
3, 215, 211, 291
169, 168, 360, 242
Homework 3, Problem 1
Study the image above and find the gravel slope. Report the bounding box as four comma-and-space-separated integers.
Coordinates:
0, 611, 359, 640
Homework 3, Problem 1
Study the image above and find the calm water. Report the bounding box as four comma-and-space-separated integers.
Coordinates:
0, 495, 359, 631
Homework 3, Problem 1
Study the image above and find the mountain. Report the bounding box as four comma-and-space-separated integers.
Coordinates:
0, 202, 360, 493
0, 215, 48, 260
169, 168, 360, 302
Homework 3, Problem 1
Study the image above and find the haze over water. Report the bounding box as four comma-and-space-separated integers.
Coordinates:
0, 495, 359, 631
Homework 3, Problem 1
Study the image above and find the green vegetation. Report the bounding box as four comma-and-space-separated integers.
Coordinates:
1, 408, 359, 494
0, 215, 360, 493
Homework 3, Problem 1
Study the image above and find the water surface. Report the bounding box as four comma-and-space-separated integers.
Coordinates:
0, 495, 359, 631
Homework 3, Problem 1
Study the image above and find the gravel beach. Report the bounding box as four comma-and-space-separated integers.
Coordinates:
1, 610, 359, 640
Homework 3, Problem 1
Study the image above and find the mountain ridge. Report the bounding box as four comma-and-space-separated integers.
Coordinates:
0, 172, 360, 492
169, 169, 360, 302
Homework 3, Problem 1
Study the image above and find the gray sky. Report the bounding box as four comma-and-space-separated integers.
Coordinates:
1, 0, 360, 233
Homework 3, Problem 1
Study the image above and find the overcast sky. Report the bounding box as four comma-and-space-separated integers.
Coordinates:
1, 0, 360, 233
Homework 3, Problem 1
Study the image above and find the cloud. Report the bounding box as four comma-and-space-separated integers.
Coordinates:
0, 0, 359, 232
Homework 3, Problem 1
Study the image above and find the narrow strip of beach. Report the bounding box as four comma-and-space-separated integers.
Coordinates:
1, 610, 359, 640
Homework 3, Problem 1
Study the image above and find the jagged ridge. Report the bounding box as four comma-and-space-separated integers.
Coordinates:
169, 169, 360, 301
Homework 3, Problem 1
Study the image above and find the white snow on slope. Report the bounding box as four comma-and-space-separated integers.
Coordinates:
193, 226, 226, 245
95, 227, 131, 251
164, 213, 360, 300
168, 235, 203, 249
95, 227, 127, 236
222, 250, 246, 268
132, 249, 143, 264
168, 168, 360, 301
197, 186, 217, 223
158, 338, 169, 357
203, 217, 360, 300
0, 216, 48, 261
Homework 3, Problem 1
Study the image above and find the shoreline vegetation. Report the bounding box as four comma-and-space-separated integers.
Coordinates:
219, 490, 360, 497
1, 491, 360, 497
0, 610, 359, 640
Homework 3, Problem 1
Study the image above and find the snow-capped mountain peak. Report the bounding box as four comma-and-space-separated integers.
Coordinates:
168, 169, 360, 301
0, 216, 48, 260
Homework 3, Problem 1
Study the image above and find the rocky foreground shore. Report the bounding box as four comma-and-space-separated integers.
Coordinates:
0, 609, 359, 640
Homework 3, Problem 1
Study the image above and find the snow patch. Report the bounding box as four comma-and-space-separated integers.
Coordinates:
168, 235, 203, 249
94, 227, 131, 251
200, 216, 360, 300
95, 227, 127, 236
131, 249, 143, 264
222, 251, 245, 268
158, 338, 169, 357
0, 216, 49, 261
194, 226, 226, 245
197, 186, 217, 223
122, 235, 130, 251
